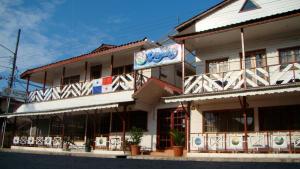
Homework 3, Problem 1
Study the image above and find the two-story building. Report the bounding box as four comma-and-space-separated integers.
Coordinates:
164, 0, 300, 155
0, 38, 186, 154
1, 0, 300, 157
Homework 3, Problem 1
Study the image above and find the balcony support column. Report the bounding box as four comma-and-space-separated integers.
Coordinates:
121, 105, 127, 151
84, 62, 88, 82
43, 71, 47, 92
240, 28, 247, 89
61, 67, 66, 86
61, 114, 65, 149
239, 96, 248, 153
26, 75, 30, 94
84, 112, 88, 144
110, 55, 114, 76
181, 41, 185, 93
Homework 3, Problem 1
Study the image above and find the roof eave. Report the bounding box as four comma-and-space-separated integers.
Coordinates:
20, 38, 148, 79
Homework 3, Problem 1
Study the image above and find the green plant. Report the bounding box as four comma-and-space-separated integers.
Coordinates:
170, 129, 185, 146
84, 138, 93, 152
129, 127, 143, 145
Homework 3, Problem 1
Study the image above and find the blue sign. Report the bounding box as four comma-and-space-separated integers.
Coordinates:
134, 44, 182, 70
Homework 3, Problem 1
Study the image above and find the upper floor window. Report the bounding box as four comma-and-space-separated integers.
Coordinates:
240, 0, 260, 12
206, 58, 229, 74
244, 49, 266, 69
63, 75, 80, 85
90, 65, 102, 80
279, 47, 300, 67
112, 64, 133, 76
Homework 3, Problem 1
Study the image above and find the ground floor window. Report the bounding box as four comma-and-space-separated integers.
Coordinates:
259, 105, 300, 131
204, 109, 254, 132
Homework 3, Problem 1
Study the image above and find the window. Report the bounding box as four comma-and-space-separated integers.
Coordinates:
243, 49, 266, 69
240, 0, 260, 12
204, 109, 254, 132
111, 111, 148, 132
206, 58, 229, 74
112, 64, 133, 76
90, 65, 102, 80
63, 75, 80, 85
259, 105, 300, 131
279, 47, 300, 67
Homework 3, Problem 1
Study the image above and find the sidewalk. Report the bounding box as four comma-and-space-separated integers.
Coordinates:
1, 148, 300, 163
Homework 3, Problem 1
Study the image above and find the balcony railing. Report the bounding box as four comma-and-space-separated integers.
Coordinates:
184, 62, 300, 94
27, 73, 140, 103
190, 130, 300, 153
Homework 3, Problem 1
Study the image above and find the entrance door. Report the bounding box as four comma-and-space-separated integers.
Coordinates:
157, 109, 186, 150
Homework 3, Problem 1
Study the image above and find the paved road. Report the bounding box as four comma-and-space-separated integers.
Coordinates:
0, 152, 299, 169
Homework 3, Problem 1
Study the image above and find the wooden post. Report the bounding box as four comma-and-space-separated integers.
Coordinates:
240, 28, 247, 89
61, 114, 65, 149
35, 116, 39, 137
186, 101, 191, 152
84, 113, 88, 143
122, 105, 127, 151
61, 67, 66, 86
84, 62, 88, 82
26, 76, 30, 94
48, 116, 52, 137
171, 110, 175, 147
43, 71, 47, 92
242, 96, 248, 153
110, 55, 114, 76
181, 41, 185, 93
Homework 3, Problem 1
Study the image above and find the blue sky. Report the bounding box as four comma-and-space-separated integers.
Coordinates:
0, 0, 221, 89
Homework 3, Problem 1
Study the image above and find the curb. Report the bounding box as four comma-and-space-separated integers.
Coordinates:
1, 149, 300, 163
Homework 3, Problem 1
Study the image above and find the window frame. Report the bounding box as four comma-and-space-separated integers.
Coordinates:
203, 108, 254, 133
205, 58, 229, 74
278, 46, 300, 66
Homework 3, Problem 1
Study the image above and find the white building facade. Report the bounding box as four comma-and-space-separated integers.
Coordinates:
0, 0, 300, 157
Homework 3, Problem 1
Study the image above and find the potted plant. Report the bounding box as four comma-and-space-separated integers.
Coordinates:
84, 138, 93, 152
129, 127, 143, 156
170, 129, 185, 157
63, 137, 73, 151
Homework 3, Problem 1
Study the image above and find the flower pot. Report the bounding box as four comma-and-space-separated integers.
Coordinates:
85, 146, 91, 152
130, 145, 141, 156
173, 146, 183, 157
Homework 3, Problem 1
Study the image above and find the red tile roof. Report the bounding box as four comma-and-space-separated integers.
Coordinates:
21, 38, 148, 79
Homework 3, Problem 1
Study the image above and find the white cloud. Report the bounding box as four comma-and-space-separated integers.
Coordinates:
0, 0, 113, 73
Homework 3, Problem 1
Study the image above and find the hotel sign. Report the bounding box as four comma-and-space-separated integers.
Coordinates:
134, 44, 182, 70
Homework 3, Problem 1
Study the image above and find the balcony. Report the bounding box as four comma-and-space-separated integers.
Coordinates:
184, 61, 300, 94
26, 73, 146, 103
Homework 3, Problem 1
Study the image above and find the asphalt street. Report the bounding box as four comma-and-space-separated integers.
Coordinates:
0, 152, 299, 169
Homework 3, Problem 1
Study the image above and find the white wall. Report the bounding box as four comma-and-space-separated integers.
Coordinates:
195, 0, 300, 32
195, 32, 300, 74
189, 92, 300, 133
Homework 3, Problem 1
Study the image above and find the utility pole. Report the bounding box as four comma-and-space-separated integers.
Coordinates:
1, 29, 21, 148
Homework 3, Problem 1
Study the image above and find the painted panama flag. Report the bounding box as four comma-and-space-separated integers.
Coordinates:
93, 76, 113, 94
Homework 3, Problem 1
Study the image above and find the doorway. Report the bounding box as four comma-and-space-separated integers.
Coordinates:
157, 108, 186, 150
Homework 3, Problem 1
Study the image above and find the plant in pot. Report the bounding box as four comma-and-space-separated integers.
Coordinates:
129, 127, 143, 156
170, 129, 185, 157
63, 137, 73, 151
84, 139, 93, 152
